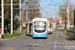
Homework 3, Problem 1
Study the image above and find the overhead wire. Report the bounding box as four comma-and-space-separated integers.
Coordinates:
50, 0, 67, 6
50, 0, 66, 4
40, 3, 56, 8
37, 0, 66, 17
39, 0, 66, 9
38, 6, 50, 17
23, 0, 67, 18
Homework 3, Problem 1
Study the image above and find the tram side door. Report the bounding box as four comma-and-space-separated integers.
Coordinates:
29, 23, 32, 35
26, 23, 29, 35
30, 22, 33, 35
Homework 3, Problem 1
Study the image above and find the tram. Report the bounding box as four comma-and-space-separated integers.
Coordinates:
26, 18, 48, 38
47, 20, 53, 34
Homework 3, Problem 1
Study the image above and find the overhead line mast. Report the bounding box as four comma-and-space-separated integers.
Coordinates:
11, 0, 13, 34
67, 0, 69, 30
1, 0, 4, 38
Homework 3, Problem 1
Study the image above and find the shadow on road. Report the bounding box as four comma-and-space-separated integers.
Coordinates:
57, 35, 72, 41
32, 37, 47, 39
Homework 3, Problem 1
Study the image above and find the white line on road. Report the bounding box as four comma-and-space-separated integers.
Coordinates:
33, 40, 42, 47
54, 30, 58, 50
37, 44, 46, 47
37, 40, 42, 44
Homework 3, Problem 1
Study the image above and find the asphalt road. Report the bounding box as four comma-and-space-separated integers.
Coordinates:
0, 29, 75, 50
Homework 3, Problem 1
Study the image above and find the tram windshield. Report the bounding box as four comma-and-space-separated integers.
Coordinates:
34, 21, 46, 33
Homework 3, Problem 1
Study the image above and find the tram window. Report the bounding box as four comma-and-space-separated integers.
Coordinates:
34, 21, 46, 33
29, 23, 32, 31
48, 23, 51, 28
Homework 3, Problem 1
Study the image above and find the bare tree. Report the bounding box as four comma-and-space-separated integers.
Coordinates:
25, 0, 41, 20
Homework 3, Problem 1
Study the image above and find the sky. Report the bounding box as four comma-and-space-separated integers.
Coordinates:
39, 0, 75, 20
1, 0, 75, 20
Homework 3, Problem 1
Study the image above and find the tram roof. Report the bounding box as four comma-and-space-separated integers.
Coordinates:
32, 17, 47, 22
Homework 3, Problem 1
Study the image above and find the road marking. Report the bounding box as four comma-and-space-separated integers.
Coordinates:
52, 46, 75, 49
37, 40, 42, 44
54, 29, 58, 50
37, 44, 46, 47
33, 40, 42, 47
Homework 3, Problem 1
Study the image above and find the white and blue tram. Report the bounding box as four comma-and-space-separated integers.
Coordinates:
26, 18, 48, 38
